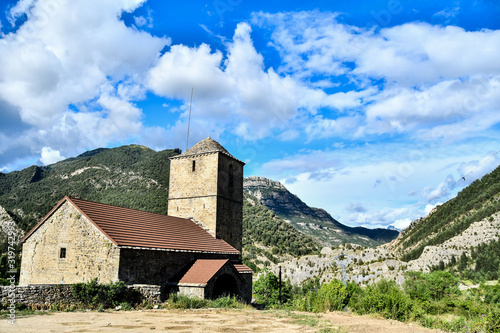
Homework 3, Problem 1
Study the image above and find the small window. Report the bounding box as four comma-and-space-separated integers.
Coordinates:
59, 247, 66, 259
192, 160, 196, 172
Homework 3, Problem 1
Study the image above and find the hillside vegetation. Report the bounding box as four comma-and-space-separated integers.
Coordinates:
244, 176, 398, 247
0, 145, 178, 231
393, 164, 500, 262
0, 145, 319, 280
242, 194, 319, 271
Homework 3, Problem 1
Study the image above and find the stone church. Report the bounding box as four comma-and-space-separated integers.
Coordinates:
19, 138, 252, 302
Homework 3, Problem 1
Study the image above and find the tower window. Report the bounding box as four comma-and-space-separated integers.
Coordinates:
59, 247, 66, 259
192, 160, 196, 172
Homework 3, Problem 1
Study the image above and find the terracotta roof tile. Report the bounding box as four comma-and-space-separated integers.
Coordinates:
233, 264, 253, 273
178, 259, 229, 285
23, 197, 239, 254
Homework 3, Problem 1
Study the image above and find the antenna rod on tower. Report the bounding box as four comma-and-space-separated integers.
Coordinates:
186, 87, 193, 152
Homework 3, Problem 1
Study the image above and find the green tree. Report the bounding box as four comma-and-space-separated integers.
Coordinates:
315, 279, 356, 311
253, 269, 292, 307
458, 252, 468, 271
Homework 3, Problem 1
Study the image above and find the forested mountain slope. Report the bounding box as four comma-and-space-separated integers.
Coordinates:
244, 176, 398, 247
390, 164, 500, 262
0, 145, 319, 279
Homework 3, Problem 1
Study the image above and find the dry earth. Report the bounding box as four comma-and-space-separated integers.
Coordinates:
1, 308, 441, 333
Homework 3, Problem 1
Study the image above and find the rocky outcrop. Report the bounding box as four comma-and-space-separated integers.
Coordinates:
406, 212, 500, 272
267, 244, 407, 286
0, 205, 24, 243
243, 176, 398, 248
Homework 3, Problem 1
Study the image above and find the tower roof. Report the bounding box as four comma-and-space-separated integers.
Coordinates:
174, 137, 244, 164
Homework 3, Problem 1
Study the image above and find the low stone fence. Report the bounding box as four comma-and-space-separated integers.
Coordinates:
0, 284, 162, 307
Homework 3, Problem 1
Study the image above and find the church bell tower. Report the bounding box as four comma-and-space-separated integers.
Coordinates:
167, 137, 244, 252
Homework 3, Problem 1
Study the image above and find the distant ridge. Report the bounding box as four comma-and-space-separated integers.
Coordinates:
243, 176, 398, 247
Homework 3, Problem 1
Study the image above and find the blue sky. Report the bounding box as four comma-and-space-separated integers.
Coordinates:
1, 0, 500, 229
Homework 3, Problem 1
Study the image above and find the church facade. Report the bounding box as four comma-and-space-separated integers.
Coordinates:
18, 138, 252, 302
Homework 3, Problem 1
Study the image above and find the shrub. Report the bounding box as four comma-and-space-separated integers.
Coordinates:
404, 271, 459, 302
71, 278, 133, 308
349, 279, 419, 321
298, 279, 359, 313
253, 269, 292, 307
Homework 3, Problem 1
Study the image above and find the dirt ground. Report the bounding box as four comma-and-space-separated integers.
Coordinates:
1, 308, 441, 333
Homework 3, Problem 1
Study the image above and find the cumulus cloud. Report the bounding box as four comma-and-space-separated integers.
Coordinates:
147, 22, 380, 142
40, 147, 65, 165
147, 22, 321, 140
0, 0, 168, 166
253, 11, 500, 140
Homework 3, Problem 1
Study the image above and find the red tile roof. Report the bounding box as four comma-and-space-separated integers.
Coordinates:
178, 259, 229, 285
22, 197, 239, 254
233, 264, 253, 273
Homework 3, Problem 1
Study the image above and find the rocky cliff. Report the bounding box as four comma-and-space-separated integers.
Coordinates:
244, 176, 399, 247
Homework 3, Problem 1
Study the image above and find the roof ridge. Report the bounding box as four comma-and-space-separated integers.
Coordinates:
22, 196, 240, 255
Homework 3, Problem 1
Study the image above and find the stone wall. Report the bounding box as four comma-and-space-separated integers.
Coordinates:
168, 152, 244, 252
19, 201, 121, 285
168, 153, 219, 236
118, 248, 240, 286
0, 284, 162, 307
216, 153, 244, 252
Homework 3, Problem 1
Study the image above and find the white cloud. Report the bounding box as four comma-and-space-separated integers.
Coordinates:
7, 0, 36, 26
253, 11, 500, 140
434, 6, 460, 19
424, 203, 442, 215
40, 147, 65, 165
147, 22, 335, 141
0, 0, 168, 164
365, 75, 500, 137
0, 0, 166, 127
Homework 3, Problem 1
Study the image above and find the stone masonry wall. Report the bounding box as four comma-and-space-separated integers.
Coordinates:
118, 248, 240, 286
168, 152, 244, 252
168, 153, 219, 235
19, 201, 121, 285
0, 284, 162, 306
216, 154, 244, 252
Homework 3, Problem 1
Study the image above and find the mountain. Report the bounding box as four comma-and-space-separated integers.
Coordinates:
0, 145, 320, 278
0, 145, 179, 231
243, 176, 399, 247
269, 165, 500, 286
390, 164, 500, 261
384, 164, 500, 280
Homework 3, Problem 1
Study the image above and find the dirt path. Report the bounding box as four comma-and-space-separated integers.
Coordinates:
1, 308, 440, 333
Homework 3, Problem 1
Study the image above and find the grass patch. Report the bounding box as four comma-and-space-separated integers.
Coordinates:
163, 294, 249, 310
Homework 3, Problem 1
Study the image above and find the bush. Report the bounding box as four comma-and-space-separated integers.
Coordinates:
253, 269, 292, 307
292, 279, 360, 313
404, 271, 459, 302
349, 279, 419, 321
71, 278, 134, 308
